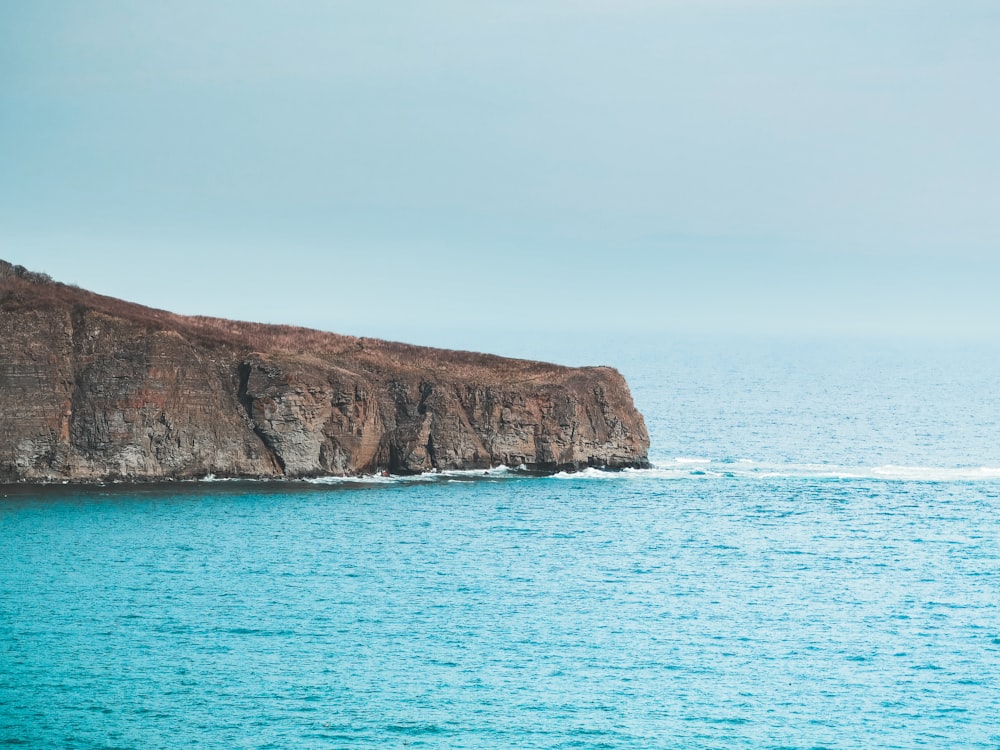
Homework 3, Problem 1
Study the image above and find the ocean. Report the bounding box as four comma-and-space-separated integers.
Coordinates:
2, 336, 999, 749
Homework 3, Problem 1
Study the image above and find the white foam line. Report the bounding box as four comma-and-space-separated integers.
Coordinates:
551, 467, 623, 480
188, 462, 1000, 485
301, 464, 525, 485
616, 461, 1000, 483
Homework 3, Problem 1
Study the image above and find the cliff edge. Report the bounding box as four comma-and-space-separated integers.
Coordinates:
0, 260, 650, 483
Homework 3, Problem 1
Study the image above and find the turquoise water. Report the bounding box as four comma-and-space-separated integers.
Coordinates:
3, 338, 1000, 748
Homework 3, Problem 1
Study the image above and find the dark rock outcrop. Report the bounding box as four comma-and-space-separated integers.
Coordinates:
0, 259, 649, 483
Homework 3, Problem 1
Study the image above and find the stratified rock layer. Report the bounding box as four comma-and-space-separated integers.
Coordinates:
0, 260, 649, 483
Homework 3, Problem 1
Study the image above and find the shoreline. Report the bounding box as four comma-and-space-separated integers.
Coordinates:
0, 461, 652, 495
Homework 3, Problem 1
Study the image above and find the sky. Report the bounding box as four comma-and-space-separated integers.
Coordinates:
1, 0, 999, 345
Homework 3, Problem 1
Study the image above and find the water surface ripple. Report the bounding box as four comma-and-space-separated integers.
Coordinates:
2, 471, 998, 749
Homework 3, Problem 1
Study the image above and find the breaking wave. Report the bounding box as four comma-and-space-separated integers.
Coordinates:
557, 458, 1000, 483
190, 460, 1000, 486
301, 464, 526, 486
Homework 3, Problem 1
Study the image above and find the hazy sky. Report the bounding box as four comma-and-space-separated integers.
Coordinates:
2, 1, 998, 343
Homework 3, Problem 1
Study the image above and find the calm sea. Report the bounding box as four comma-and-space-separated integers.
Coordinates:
2, 336, 999, 749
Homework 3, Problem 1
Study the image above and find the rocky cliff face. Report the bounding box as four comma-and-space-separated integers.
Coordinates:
0, 260, 650, 483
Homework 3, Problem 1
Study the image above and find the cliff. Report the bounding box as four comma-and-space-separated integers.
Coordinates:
0, 260, 650, 483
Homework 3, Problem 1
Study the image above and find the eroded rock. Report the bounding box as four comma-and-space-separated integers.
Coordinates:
0, 259, 650, 482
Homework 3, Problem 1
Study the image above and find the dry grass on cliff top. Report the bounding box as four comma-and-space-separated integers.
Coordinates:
1, 260, 578, 380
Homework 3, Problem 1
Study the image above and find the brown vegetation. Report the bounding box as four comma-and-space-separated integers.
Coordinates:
0, 259, 570, 380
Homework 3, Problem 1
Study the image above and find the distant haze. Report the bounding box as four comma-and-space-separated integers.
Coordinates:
2, 1, 999, 344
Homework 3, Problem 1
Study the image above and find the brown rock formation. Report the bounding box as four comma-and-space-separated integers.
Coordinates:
0, 260, 650, 483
